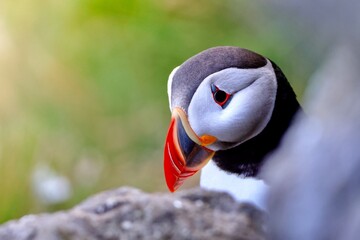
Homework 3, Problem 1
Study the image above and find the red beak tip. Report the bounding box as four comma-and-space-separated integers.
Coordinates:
165, 176, 181, 192
165, 182, 175, 192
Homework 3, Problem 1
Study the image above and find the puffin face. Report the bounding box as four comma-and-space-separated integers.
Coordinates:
164, 47, 278, 192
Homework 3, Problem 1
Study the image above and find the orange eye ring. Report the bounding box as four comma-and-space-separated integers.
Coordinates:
211, 84, 232, 108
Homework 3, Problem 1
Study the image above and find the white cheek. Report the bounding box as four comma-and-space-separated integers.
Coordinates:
167, 66, 179, 111
218, 78, 277, 142
188, 83, 221, 138
188, 62, 277, 150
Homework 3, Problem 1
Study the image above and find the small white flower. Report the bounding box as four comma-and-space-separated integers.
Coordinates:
32, 164, 72, 205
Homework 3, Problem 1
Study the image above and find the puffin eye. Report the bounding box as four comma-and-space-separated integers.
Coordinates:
211, 84, 232, 108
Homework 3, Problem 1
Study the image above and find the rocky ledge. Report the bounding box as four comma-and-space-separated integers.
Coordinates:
0, 187, 265, 240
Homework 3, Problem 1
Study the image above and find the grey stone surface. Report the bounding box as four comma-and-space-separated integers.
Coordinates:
270, 0, 360, 46
261, 1, 360, 239
264, 45, 360, 240
264, 0, 360, 240
0, 187, 265, 240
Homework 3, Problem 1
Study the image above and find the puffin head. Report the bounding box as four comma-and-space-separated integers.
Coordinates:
164, 46, 299, 192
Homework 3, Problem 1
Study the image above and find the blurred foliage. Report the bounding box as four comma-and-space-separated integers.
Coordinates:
0, 0, 313, 223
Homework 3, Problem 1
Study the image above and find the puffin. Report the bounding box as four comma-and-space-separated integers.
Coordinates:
164, 46, 300, 208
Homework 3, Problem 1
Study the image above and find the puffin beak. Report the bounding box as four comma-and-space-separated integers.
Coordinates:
164, 107, 217, 192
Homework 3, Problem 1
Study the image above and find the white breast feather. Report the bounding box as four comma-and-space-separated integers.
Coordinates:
200, 160, 269, 210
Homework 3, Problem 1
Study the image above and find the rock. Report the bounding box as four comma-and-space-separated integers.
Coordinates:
264, 46, 360, 240
271, 0, 360, 46
0, 187, 265, 240
260, 0, 360, 239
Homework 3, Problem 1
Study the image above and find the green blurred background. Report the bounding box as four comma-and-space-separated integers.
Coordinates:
0, 0, 315, 223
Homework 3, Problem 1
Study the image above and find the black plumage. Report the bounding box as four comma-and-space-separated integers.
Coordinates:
213, 61, 301, 176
